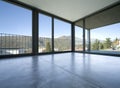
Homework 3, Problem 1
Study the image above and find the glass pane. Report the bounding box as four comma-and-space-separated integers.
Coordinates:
75, 26, 83, 51
39, 14, 52, 53
0, 1, 32, 55
54, 19, 71, 51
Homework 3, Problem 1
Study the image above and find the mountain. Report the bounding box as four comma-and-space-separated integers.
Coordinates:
57, 36, 71, 39
54, 36, 71, 50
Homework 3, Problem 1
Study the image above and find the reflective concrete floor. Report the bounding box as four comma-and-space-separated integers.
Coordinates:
0, 53, 120, 88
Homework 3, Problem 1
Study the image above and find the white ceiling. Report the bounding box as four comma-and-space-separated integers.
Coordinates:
18, 0, 119, 22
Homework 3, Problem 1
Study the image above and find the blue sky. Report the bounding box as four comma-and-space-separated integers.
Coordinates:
91, 23, 120, 40
39, 14, 71, 38
0, 0, 120, 40
75, 23, 120, 41
0, 1, 71, 37
0, 1, 32, 36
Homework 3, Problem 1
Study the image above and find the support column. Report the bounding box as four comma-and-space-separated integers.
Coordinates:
32, 10, 38, 55
71, 23, 75, 52
83, 19, 86, 52
52, 17, 54, 53
87, 29, 91, 51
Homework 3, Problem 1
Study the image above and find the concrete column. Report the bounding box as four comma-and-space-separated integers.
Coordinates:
87, 29, 91, 51
71, 23, 75, 52
32, 10, 38, 55
52, 17, 54, 52
83, 19, 86, 52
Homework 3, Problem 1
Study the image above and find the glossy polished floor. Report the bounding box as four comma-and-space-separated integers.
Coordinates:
0, 53, 120, 88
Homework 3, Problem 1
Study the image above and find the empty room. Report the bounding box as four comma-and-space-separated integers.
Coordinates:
0, 0, 120, 88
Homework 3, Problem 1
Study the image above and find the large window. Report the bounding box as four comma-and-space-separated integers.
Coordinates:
0, 1, 32, 55
75, 26, 83, 51
39, 14, 52, 53
54, 19, 71, 51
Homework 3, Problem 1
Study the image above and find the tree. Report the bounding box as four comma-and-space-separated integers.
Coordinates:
92, 39, 100, 50
45, 42, 51, 52
103, 38, 112, 49
112, 38, 119, 46
99, 42, 104, 49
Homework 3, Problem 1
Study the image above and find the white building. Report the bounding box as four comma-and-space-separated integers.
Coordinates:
0, 48, 25, 55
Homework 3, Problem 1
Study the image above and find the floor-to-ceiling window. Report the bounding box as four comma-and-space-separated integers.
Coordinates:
75, 26, 83, 51
54, 18, 71, 51
0, 1, 32, 55
39, 14, 52, 53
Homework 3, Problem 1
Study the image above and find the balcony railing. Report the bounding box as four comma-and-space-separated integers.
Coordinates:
0, 33, 72, 55
0, 33, 32, 55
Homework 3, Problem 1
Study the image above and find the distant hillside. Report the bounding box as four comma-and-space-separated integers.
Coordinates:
57, 36, 71, 39
54, 36, 71, 50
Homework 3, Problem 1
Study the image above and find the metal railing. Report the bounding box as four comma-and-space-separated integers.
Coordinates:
0, 33, 32, 55
0, 33, 72, 55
